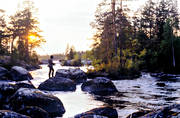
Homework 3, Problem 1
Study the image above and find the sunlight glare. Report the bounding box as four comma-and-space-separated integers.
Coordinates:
28, 35, 38, 43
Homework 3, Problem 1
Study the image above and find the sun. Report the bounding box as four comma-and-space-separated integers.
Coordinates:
28, 35, 38, 43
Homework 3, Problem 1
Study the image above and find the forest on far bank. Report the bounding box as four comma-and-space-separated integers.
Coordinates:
40, 0, 180, 76
84, 0, 180, 75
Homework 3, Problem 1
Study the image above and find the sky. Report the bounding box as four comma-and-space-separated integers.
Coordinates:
0, 0, 179, 55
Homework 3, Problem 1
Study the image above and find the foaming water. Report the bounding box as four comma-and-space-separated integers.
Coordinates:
111, 73, 180, 117
30, 62, 180, 118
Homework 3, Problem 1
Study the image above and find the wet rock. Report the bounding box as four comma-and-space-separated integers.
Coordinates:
26, 64, 41, 71
15, 81, 36, 89
0, 66, 10, 80
151, 73, 177, 79
10, 66, 33, 81
156, 82, 166, 87
139, 104, 180, 118
69, 68, 87, 83
74, 107, 118, 118
55, 68, 87, 83
55, 69, 69, 78
0, 110, 30, 118
18, 106, 50, 118
0, 82, 18, 109
75, 114, 108, 118
126, 110, 151, 118
81, 77, 118, 96
9, 88, 65, 117
38, 77, 76, 91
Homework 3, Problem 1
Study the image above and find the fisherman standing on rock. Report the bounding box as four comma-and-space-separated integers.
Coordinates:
48, 55, 55, 78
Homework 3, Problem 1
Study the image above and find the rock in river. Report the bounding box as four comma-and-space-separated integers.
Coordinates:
74, 107, 118, 118
15, 81, 36, 89
9, 88, 65, 117
129, 104, 180, 118
18, 106, 50, 118
0, 82, 18, 109
0, 110, 30, 118
55, 68, 87, 83
38, 77, 76, 91
0, 66, 9, 80
126, 110, 151, 118
10, 66, 33, 81
81, 77, 118, 96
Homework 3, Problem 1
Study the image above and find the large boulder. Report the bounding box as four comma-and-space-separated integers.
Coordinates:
38, 77, 76, 91
55, 68, 87, 83
130, 104, 180, 118
81, 77, 118, 96
74, 107, 118, 118
9, 88, 65, 117
0, 66, 10, 80
126, 110, 151, 118
10, 66, 33, 81
55, 69, 69, 78
18, 106, 50, 118
0, 81, 36, 109
0, 110, 30, 118
15, 81, 36, 89
0, 82, 18, 109
69, 68, 87, 83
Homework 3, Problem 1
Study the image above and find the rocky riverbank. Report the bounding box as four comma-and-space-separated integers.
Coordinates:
1, 64, 180, 118
0, 66, 119, 117
0, 56, 41, 71
127, 104, 180, 118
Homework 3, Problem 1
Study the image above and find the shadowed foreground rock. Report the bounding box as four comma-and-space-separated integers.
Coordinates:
81, 77, 118, 96
55, 68, 87, 83
38, 77, 76, 91
126, 110, 151, 118
74, 107, 118, 118
0, 81, 36, 109
128, 104, 180, 118
0, 82, 18, 109
18, 106, 50, 118
0, 110, 30, 118
0, 66, 9, 80
9, 88, 65, 117
10, 66, 33, 81
15, 81, 36, 89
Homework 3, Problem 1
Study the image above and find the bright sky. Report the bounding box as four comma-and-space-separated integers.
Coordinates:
0, 0, 179, 55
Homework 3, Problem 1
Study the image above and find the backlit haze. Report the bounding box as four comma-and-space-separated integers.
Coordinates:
0, 0, 179, 55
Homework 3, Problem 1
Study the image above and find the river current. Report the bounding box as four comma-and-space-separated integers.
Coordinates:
30, 61, 180, 118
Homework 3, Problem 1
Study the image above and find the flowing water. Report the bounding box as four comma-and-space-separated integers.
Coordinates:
30, 61, 180, 118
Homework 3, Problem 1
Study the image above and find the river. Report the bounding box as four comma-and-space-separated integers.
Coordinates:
30, 61, 180, 118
